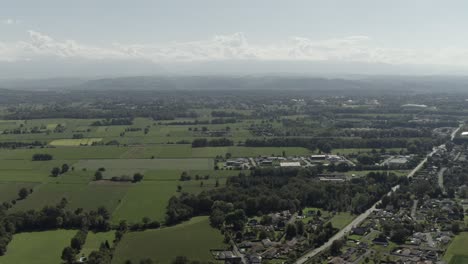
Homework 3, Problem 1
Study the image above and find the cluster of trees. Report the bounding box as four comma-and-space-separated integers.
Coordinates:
191, 138, 234, 148
51, 163, 71, 177
245, 137, 438, 153
0, 141, 44, 149
91, 118, 134, 126
72, 133, 84, 139
109, 173, 144, 183
166, 169, 403, 226
151, 110, 197, 121
61, 229, 88, 263
93, 168, 143, 183
18, 188, 32, 200
341, 128, 431, 139
211, 111, 244, 118
179, 172, 210, 181
32, 153, 53, 161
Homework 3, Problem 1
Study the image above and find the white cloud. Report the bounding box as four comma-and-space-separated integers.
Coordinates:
2, 18, 20, 25
2, 30, 468, 68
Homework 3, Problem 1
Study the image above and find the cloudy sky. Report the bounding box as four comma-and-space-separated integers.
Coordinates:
2, 0, 468, 77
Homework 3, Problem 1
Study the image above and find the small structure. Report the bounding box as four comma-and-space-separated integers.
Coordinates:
279, 161, 301, 167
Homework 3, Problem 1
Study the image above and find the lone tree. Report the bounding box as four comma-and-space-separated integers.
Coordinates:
94, 171, 103, 181
51, 167, 61, 177
330, 240, 344, 256
61, 163, 70, 174
61, 246, 76, 264
18, 187, 29, 200
285, 223, 297, 240
133, 173, 144, 182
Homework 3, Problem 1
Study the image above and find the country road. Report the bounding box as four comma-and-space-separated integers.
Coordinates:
294, 143, 445, 264
438, 167, 447, 193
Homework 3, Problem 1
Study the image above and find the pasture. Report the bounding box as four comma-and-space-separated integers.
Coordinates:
0, 230, 76, 264
11, 183, 130, 213
0, 182, 38, 203
111, 181, 178, 223
49, 138, 103, 146
74, 158, 214, 171
444, 232, 468, 264
112, 216, 225, 264
80, 231, 115, 258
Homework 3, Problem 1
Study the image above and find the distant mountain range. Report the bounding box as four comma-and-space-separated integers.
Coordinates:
1, 75, 468, 93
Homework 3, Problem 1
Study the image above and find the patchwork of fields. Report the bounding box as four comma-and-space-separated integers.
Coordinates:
0, 116, 420, 263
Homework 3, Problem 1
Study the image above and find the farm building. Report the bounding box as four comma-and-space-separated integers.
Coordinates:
279, 162, 301, 167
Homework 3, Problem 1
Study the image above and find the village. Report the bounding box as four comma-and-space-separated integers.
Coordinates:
206, 142, 468, 264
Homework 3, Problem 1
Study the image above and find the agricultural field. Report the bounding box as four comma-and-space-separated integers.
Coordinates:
49, 138, 103, 146
0, 86, 464, 263
11, 183, 130, 213
444, 232, 468, 264
79, 231, 116, 258
0, 230, 76, 264
327, 212, 355, 229
112, 216, 225, 264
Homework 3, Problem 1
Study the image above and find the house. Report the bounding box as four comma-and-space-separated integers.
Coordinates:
385, 156, 409, 168
248, 254, 262, 264
262, 238, 274, 247
77, 256, 88, 263
310, 155, 327, 160
260, 160, 273, 166
372, 236, 389, 246
351, 226, 368, 236
328, 257, 347, 264
279, 161, 301, 167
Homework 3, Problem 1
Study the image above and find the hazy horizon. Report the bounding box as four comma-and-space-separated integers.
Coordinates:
3, 0, 468, 78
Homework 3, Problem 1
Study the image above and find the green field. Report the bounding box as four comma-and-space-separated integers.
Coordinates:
0, 230, 76, 264
49, 138, 103, 146
74, 158, 214, 171
79, 231, 115, 258
112, 216, 225, 264
0, 182, 38, 203
111, 181, 178, 223
11, 183, 130, 213
444, 232, 468, 264
328, 212, 355, 229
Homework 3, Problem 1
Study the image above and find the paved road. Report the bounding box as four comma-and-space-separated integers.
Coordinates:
294, 144, 444, 264
249, 158, 257, 167
411, 199, 418, 219
301, 157, 313, 167
451, 124, 463, 141
232, 242, 247, 264
437, 167, 447, 192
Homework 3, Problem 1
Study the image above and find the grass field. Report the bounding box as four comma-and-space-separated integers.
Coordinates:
79, 231, 115, 258
49, 138, 103, 146
328, 212, 355, 229
444, 232, 468, 264
111, 181, 178, 223
0, 182, 38, 203
0, 230, 76, 264
11, 183, 130, 213
74, 158, 214, 171
112, 216, 225, 264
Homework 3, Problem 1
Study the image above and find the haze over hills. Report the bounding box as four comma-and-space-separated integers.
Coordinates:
2, 74, 468, 94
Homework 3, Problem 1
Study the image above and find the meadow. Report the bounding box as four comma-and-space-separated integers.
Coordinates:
0, 230, 76, 264
444, 232, 468, 264
79, 231, 116, 258
112, 216, 225, 264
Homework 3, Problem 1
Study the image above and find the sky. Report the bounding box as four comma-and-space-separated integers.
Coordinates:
2, 0, 468, 78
